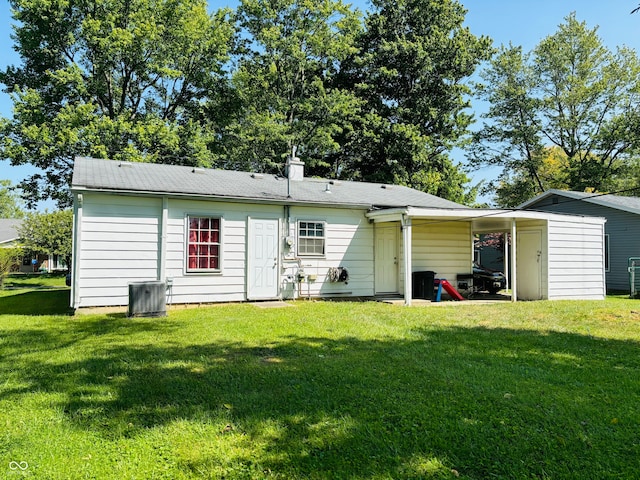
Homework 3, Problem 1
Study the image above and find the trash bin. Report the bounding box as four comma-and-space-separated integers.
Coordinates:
412, 271, 435, 300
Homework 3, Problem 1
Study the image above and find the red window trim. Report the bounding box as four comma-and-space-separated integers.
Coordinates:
187, 216, 221, 272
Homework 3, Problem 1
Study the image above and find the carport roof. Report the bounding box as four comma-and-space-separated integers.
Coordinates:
365, 206, 607, 230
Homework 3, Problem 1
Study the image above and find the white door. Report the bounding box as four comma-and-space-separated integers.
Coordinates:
247, 218, 279, 300
516, 230, 542, 300
375, 224, 398, 294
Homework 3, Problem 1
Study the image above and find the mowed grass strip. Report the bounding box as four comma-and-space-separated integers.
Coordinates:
1, 294, 640, 479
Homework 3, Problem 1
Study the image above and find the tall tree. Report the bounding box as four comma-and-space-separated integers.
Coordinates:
216, 0, 362, 175
17, 210, 73, 271
337, 0, 492, 202
0, 180, 24, 218
470, 14, 640, 207
0, 0, 234, 208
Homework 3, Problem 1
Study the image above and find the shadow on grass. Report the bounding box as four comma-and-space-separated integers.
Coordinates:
4, 273, 68, 289
0, 289, 72, 315
3, 320, 640, 478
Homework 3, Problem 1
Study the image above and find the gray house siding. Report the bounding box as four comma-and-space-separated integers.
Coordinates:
522, 194, 636, 291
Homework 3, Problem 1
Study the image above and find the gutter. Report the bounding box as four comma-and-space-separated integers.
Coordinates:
70, 186, 376, 210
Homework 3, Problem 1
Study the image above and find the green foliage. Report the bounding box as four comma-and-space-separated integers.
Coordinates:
471, 14, 640, 207
2, 0, 491, 206
0, 0, 235, 208
336, 0, 492, 202
216, 0, 363, 174
17, 210, 73, 270
0, 180, 24, 218
0, 246, 22, 289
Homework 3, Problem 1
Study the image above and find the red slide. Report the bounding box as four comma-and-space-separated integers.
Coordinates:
437, 279, 465, 301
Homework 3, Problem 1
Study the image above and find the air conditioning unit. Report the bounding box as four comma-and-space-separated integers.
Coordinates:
128, 281, 167, 317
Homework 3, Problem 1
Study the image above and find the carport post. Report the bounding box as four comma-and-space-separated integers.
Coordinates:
511, 219, 517, 302
503, 231, 509, 294
402, 215, 412, 306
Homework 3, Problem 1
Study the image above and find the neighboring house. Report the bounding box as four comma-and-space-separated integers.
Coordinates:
0, 218, 26, 273
0, 218, 21, 248
520, 189, 640, 292
475, 233, 508, 274
0, 218, 67, 273
70, 157, 607, 309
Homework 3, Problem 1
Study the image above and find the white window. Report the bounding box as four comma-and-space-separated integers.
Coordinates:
187, 216, 221, 272
298, 221, 325, 256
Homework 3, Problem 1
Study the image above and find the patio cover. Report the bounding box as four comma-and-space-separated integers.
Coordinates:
365, 207, 604, 306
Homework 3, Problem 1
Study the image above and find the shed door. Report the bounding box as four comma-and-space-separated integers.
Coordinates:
517, 230, 542, 300
247, 218, 279, 300
375, 224, 398, 294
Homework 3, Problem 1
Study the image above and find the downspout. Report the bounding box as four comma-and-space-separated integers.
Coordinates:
284, 204, 290, 299
402, 213, 412, 306
503, 231, 509, 295
511, 219, 517, 302
159, 196, 168, 282
72, 193, 83, 309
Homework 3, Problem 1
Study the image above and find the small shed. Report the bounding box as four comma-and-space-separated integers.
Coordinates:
519, 190, 639, 292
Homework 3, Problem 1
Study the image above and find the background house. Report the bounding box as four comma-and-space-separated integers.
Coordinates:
519, 189, 639, 292
70, 157, 606, 310
0, 218, 66, 273
0, 219, 21, 248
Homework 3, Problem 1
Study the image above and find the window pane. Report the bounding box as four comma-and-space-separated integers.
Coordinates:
187, 216, 221, 271
298, 221, 325, 256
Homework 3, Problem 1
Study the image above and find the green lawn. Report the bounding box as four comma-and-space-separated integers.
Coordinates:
1, 289, 639, 479
0, 273, 71, 315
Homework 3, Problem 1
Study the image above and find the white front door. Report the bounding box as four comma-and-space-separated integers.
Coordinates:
375, 223, 398, 294
247, 218, 279, 300
516, 230, 542, 300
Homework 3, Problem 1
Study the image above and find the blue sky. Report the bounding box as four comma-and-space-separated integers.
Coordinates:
1, 0, 639, 208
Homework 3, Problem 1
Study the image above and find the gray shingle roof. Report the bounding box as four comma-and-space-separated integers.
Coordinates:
72, 157, 467, 210
519, 189, 640, 216
0, 219, 21, 244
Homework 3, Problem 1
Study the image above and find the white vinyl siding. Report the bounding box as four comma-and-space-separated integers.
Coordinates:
288, 207, 374, 298
405, 222, 473, 286
547, 219, 606, 299
166, 199, 280, 304
76, 194, 161, 307
521, 194, 632, 291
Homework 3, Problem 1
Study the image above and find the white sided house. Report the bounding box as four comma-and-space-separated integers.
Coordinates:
70, 157, 607, 310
